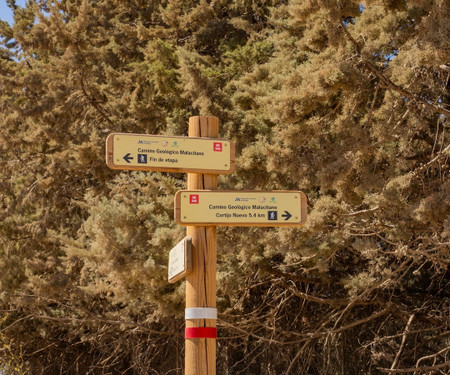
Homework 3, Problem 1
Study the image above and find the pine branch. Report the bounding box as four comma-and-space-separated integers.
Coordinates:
79, 74, 114, 127
411, 142, 450, 176
339, 22, 450, 118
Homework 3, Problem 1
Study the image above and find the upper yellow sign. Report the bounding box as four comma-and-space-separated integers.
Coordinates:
106, 133, 235, 174
175, 191, 307, 227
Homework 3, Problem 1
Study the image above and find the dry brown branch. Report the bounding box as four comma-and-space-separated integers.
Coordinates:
390, 314, 415, 370
286, 285, 351, 306
342, 206, 379, 216
328, 304, 392, 334
283, 281, 382, 308
221, 304, 394, 345
32, 314, 180, 337
365, 84, 380, 128
0, 314, 34, 333
266, 267, 327, 284
5, 294, 181, 337
415, 346, 450, 369
377, 360, 450, 373
79, 73, 114, 126
412, 143, 450, 176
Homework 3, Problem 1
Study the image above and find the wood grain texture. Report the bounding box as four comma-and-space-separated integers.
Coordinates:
105, 133, 115, 168
185, 116, 218, 375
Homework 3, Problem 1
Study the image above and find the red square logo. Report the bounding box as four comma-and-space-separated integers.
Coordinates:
190, 194, 199, 204
213, 142, 222, 152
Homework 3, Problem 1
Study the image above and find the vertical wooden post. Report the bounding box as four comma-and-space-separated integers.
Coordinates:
185, 116, 218, 375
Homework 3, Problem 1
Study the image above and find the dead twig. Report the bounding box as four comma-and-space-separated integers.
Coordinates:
378, 360, 450, 373
390, 314, 415, 370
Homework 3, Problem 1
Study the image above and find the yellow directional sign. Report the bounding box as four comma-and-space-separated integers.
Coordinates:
175, 191, 307, 227
106, 133, 235, 174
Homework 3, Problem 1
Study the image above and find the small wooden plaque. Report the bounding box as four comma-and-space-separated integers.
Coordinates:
168, 236, 192, 283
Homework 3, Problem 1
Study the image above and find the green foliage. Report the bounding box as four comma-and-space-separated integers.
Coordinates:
0, 0, 448, 374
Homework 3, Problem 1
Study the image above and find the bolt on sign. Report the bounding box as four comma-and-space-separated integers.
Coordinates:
106, 133, 235, 174
175, 191, 307, 227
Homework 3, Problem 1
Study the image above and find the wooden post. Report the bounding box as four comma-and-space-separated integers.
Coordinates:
185, 116, 218, 375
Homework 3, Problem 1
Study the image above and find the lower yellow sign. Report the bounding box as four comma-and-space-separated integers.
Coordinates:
175, 191, 307, 227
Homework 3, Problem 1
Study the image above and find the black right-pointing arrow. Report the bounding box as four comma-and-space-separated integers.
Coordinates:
123, 153, 134, 163
282, 211, 292, 220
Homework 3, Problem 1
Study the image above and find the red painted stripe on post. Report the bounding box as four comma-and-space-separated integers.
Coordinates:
185, 327, 217, 339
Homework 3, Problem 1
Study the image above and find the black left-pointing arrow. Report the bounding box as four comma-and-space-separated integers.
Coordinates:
123, 153, 134, 163
282, 211, 292, 220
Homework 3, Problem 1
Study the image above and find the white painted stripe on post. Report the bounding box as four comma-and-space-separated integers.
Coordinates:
185, 308, 218, 320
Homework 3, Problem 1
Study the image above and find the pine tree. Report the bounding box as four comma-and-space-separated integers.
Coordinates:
0, 0, 448, 373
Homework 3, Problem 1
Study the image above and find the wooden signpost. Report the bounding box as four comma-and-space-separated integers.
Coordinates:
105, 116, 307, 375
